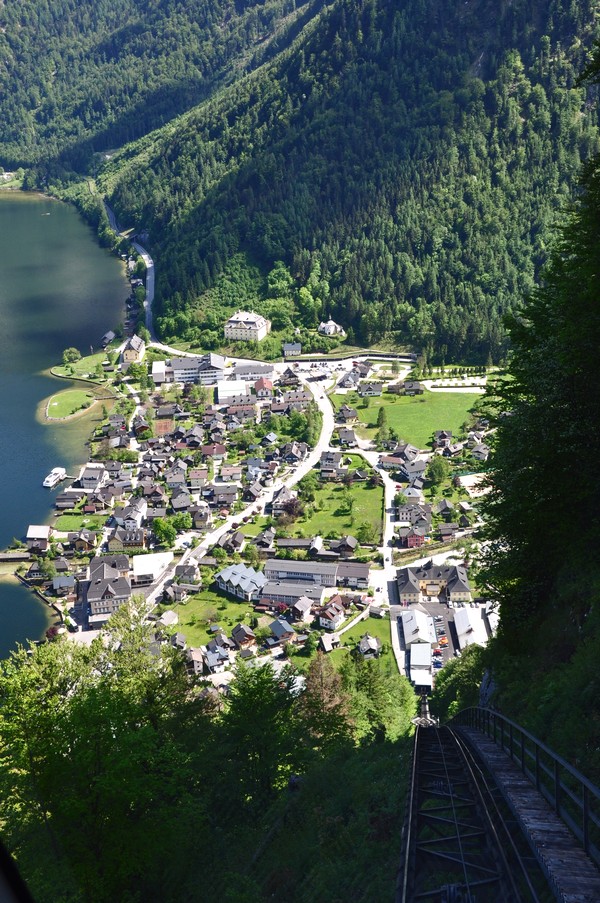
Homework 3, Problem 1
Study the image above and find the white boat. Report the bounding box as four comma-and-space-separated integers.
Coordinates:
43, 467, 67, 488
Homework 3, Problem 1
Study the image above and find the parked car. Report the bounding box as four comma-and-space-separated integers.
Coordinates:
433, 660, 443, 669
439, 637, 449, 646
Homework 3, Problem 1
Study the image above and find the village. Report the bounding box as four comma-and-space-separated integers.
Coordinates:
14, 304, 498, 694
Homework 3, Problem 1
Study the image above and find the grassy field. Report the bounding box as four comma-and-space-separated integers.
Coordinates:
53, 513, 105, 532
332, 389, 482, 448
52, 351, 110, 380
167, 587, 255, 647
46, 388, 97, 419
293, 479, 383, 541
328, 615, 395, 669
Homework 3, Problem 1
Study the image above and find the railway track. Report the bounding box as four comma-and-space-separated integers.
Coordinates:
397, 725, 555, 903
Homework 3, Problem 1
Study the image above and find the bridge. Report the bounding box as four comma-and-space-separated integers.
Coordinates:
397, 706, 600, 902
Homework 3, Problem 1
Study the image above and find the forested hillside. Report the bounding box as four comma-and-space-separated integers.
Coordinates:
0, 0, 313, 168
475, 48, 600, 777
94, 0, 600, 358
0, 602, 416, 901
3, 0, 599, 357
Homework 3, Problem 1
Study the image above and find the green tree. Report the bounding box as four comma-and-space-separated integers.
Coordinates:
221, 661, 302, 805
426, 454, 450, 487
62, 347, 81, 364
152, 517, 177, 547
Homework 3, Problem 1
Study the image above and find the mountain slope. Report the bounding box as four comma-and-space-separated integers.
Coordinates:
98, 0, 600, 358
0, 0, 313, 168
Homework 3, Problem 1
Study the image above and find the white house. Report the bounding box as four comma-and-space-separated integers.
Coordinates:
132, 552, 173, 585
224, 311, 271, 342
400, 609, 434, 645
454, 605, 489, 651
318, 319, 346, 337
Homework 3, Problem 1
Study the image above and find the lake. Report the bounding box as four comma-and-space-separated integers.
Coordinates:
0, 192, 128, 657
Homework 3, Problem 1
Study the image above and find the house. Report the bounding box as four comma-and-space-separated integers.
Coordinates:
187, 648, 205, 676
69, 529, 99, 553
85, 557, 132, 622
434, 499, 455, 518
254, 377, 273, 399
188, 467, 209, 490
220, 464, 243, 483
122, 334, 146, 363
338, 427, 358, 447
158, 610, 179, 629
337, 404, 358, 424
283, 342, 302, 357
397, 524, 428, 548
471, 442, 490, 462
319, 450, 347, 481
201, 443, 227, 462
319, 600, 345, 631
280, 441, 308, 463
79, 463, 107, 492
52, 574, 76, 596
319, 632, 341, 653
278, 367, 300, 387
291, 596, 314, 624
225, 311, 271, 342
175, 561, 200, 584
216, 530, 246, 554
114, 497, 148, 529
318, 319, 345, 336
438, 522, 458, 541
357, 381, 383, 397
272, 486, 298, 517
433, 430, 453, 449
357, 633, 382, 659
329, 535, 358, 557
107, 527, 146, 552
454, 605, 489, 650
403, 380, 424, 396
26, 524, 52, 553
254, 527, 276, 551
232, 623, 256, 649
216, 563, 268, 601
269, 618, 296, 645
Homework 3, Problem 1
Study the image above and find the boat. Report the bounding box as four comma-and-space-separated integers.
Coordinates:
43, 467, 67, 488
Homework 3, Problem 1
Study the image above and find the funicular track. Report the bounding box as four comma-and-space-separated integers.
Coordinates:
397, 725, 553, 903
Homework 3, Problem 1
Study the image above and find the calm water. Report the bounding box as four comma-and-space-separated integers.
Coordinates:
0, 193, 128, 657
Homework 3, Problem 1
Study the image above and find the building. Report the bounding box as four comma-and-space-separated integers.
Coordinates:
224, 311, 271, 342
216, 380, 249, 403
132, 552, 173, 586
283, 342, 302, 357
233, 362, 274, 381
263, 559, 370, 589
318, 319, 345, 337
400, 609, 435, 645
122, 334, 146, 363
216, 563, 268, 601
151, 354, 225, 386
396, 561, 472, 605
85, 557, 132, 623
454, 605, 489, 650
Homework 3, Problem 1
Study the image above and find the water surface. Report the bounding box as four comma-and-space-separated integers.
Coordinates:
0, 192, 128, 657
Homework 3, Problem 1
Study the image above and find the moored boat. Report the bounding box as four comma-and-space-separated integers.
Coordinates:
43, 467, 67, 488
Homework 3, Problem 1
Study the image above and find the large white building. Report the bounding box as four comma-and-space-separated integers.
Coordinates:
224, 311, 271, 342
152, 354, 226, 386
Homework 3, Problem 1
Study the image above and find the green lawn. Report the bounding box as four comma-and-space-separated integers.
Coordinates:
46, 388, 97, 418
53, 513, 106, 532
168, 587, 255, 647
53, 351, 110, 380
295, 479, 383, 542
328, 615, 396, 669
332, 389, 482, 448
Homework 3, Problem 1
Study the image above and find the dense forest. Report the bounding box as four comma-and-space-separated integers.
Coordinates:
95, 0, 600, 358
431, 46, 600, 778
3, 0, 600, 357
0, 600, 416, 902
0, 0, 315, 169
